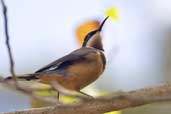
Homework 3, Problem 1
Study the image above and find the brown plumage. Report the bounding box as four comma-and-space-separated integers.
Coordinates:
5, 17, 109, 97
36, 47, 105, 90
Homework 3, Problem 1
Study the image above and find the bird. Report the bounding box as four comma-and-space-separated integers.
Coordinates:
5, 16, 109, 98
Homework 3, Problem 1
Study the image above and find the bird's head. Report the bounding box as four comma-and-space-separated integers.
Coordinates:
82, 17, 108, 51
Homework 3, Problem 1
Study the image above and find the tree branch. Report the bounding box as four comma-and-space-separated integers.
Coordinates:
3, 84, 171, 114
0, 0, 60, 104
1, 0, 17, 83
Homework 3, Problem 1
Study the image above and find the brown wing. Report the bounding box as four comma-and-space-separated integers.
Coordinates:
35, 48, 97, 73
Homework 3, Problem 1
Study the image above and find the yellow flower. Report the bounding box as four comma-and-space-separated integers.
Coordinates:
105, 7, 119, 21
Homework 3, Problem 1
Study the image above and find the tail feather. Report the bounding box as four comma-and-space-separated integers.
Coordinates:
5, 74, 38, 81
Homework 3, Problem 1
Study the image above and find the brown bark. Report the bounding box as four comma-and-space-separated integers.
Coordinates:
4, 84, 171, 114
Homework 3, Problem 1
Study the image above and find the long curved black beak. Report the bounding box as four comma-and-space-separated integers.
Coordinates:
98, 16, 109, 32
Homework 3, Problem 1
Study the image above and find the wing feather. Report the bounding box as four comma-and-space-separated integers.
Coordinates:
35, 48, 97, 73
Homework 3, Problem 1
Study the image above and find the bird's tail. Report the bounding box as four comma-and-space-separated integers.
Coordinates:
4, 73, 39, 82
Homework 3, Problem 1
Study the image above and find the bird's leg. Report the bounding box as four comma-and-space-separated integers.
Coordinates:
78, 90, 94, 98
56, 91, 60, 100
50, 81, 93, 100
50, 81, 63, 101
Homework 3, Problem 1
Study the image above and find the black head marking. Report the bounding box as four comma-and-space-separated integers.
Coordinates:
82, 30, 97, 47
82, 16, 109, 48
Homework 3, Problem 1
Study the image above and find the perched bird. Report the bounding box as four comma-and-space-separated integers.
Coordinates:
5, 17, 108, 97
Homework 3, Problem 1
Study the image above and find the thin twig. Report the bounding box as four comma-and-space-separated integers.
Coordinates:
1, 0, 17, 83
0, 81, 59, 104
3, 84, 171, 114
0, 0, 44, 104
1, 0, 50, 103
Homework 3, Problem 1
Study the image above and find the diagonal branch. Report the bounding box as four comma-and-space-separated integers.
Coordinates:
0, 0, 58, 104
4, 84, 171, 114
1, 0, 17, 83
